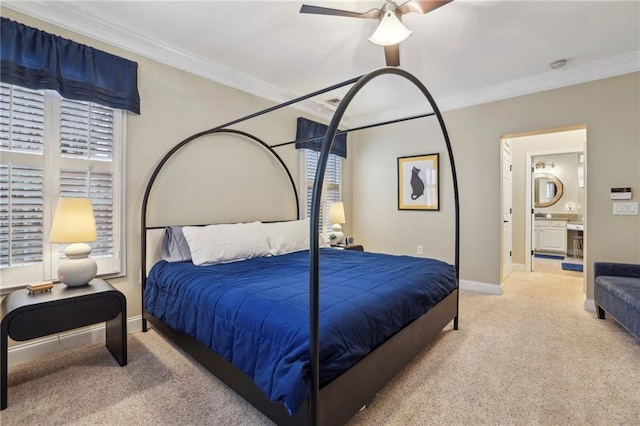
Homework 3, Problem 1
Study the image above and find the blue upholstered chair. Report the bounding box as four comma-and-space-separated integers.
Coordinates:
594, 262, 640, 340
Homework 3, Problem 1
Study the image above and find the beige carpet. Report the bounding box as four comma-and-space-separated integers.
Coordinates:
2, 271, 639, 425
533, 257, 583, 278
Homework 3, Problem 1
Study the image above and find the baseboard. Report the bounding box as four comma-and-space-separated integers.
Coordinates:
511, 263, 526, 272
584, 298, 596, 313
460, 279, 502, 295
7, 315, 143, 367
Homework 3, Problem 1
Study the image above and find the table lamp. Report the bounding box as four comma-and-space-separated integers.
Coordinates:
49, 197, 97, 287
329, 202, 346, 245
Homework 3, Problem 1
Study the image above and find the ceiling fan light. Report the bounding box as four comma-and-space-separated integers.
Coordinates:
368, 10, 413, 46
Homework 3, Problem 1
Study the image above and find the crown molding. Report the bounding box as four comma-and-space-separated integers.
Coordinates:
351, 51, 640, 126
438, 51, 640, 111
4, 2, 638, 127
2, 1, 342, 124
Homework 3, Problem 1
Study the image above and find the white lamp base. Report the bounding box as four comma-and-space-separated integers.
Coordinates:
57, 243, 97, 287
331, 224, 345, 245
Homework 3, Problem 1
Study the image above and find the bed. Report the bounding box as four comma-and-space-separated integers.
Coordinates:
141, 67, 460, 425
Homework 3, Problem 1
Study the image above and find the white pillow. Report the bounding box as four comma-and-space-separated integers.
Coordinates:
183, 222, 270, 266
261, 220, 310, 255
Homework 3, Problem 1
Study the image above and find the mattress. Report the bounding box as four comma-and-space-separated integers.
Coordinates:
145, 248, 457, 414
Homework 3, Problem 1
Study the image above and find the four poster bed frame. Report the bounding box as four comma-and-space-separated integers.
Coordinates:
140, 67, 460, 426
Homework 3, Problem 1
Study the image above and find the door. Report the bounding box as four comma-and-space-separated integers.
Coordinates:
501, 141, 513, 280
531, 166, 537, 270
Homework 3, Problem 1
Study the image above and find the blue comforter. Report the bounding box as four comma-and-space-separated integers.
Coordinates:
145, 249, 457, 414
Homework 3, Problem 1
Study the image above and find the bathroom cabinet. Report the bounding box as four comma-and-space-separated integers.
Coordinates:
534, 219, 567, 255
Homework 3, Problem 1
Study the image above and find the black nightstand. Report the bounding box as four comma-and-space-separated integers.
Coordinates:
0, 278, 127, 410
336, 244, 364, 251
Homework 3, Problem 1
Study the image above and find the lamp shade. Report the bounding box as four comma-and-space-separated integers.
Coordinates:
368, 10, 413, 46
50, 198, 97, 243
329, 202, 346, 224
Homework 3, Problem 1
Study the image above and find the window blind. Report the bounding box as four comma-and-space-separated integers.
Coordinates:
0, 82, 124, 288
59, 170, 113, 257
305, 149, 342, 235
60, 99, 114, 161
0, 84, 45, 152
0, 84, 45, 269
0, 164, 44, 267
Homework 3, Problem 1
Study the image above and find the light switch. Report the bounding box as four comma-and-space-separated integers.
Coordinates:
613, 202, 638, 215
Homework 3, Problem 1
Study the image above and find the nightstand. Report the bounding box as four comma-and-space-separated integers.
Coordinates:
337, 244, 364, 251
0, 278, 127, 410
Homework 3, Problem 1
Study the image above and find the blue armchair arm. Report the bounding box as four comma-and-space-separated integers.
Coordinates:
594, 262, 640, 280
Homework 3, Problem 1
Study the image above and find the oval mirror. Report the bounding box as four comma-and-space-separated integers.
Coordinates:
534, 173, 563, 207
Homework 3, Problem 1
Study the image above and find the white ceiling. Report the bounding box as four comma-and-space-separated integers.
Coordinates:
5, 0, 640, 125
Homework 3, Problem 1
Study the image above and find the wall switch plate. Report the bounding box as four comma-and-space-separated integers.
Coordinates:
613, 202, 638, 215
417, 245, 423, 255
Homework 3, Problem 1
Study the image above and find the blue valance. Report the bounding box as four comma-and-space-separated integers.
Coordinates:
1, 17, 140, 114
295, 117, 347, 158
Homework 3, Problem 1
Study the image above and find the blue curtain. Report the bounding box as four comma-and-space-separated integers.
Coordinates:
295, 117, 347, 158
1, 17, 140, 114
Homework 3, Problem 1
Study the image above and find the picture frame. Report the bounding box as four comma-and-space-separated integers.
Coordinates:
397, 153, 439, 211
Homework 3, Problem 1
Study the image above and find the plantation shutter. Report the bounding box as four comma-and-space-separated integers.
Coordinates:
56, 98, 119, 275
0, 84, 45, 152
0, 84, 46, 271
60, 99, 114, 160
0, 164, 44, 267
1, 82, 124, 289
59, 170, 113, 257
304, 149, 342, 235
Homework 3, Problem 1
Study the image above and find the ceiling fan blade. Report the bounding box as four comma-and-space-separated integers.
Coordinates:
398, 0, 453, 15
384, 44, 400, 67
300, 4, 380, 19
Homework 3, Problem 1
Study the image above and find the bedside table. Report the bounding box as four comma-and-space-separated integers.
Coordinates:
334, 244, 364, 251
0, 278, 127, 410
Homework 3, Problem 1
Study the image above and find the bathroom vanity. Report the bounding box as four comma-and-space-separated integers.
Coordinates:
534, 218, 585, 257
534, 218, 568, 255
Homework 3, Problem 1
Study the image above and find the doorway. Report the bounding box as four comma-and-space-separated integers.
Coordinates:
528, 150, 585, 277
500, 126, 586, 281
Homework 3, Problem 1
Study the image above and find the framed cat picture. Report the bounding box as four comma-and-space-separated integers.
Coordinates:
397, 153, 439, 211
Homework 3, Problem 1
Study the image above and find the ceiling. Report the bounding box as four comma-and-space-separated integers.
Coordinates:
4, 0, 640, 125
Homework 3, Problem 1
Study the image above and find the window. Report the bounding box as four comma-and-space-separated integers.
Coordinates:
301, 149, 342, 236
0, 83, 125, 290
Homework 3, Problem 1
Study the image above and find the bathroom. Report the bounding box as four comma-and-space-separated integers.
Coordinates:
532, 151, 585, 274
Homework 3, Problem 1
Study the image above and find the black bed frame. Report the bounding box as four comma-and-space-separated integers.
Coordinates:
141, 67, 460, 426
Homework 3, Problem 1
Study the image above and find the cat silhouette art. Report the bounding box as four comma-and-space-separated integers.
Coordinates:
410, 166, 425, 200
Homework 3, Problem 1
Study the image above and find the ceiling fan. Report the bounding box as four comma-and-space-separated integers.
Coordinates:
300, 0, 452, 67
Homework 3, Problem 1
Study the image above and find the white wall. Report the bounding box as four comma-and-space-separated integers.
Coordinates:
353, 73, 640, 298
352, 117, 455, 263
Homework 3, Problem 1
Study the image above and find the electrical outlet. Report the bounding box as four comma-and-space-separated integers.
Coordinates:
417, 245, 423, 255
